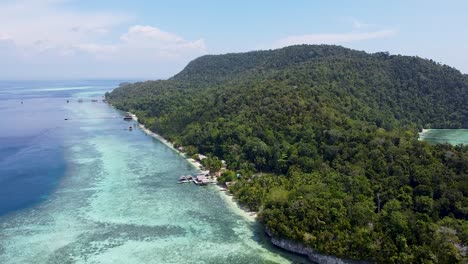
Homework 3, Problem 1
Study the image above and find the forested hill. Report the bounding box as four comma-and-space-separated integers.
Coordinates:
171, 45, 363, 83
107, 45, 467, 263
113, 45, 467, 129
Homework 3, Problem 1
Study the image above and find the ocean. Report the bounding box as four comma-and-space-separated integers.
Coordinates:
0, 81, 306, 264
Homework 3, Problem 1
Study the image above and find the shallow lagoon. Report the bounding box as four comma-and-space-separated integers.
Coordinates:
420, 129, 468, 145
0, 82, 307, 264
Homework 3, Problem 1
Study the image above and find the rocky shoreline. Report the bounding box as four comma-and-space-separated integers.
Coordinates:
265, 229, 373, 264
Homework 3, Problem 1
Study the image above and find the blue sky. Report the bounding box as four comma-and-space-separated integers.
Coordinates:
0, 0, 467, 79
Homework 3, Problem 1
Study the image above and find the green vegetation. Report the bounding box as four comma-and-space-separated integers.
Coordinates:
217, 170, 237, 184
201, 156, 223, 174
107, 45, 467, 263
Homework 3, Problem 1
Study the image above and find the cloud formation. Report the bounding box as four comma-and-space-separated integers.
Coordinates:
74, 25, 206, 59
119, 25, 206, 58
0, 0, 206, 79
0, 0, 127, 51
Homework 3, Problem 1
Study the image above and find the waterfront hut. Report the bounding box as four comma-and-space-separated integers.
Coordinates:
195, 175, 210, 185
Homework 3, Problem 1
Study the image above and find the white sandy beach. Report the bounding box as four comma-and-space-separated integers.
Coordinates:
128, 112, 257, 222
418, 128, 430, 140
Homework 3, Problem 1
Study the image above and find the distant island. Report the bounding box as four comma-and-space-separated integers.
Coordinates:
106, 45, 467, 263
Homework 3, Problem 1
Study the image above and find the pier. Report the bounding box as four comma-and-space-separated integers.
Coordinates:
178, 174, 213, 185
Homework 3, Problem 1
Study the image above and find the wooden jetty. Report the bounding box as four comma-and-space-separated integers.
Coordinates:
194, 175, 211, 185
177, 174, 213, 185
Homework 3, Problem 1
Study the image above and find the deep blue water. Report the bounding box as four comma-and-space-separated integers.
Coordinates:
0, 80, 125, 215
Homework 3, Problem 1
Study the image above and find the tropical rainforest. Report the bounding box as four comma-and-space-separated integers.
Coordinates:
107, 45, 468, 263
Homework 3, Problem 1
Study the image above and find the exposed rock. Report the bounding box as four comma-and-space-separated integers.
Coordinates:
265, 229, 373, 264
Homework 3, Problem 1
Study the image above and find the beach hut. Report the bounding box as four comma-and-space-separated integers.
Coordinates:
195, 175, 210, 185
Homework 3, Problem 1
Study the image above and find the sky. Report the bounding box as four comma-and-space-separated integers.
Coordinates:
0, 0, 467, 80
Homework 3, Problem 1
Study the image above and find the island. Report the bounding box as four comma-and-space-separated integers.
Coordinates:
106, 45, 467, 263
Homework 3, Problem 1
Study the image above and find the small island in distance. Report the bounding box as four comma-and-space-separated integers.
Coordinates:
107, 45, 467, 263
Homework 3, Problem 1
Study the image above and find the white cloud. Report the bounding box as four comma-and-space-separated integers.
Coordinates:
119, 25, 206, 58
0, 0, 207, 79
0, 0, 128, 50
72, 25, 206, 61
0, 32, 13, 41
274, 30, 397, 48
121, 25, 184, 43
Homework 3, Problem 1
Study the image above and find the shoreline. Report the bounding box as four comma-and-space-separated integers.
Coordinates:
118, 110, 355, 263
418, 128, 430, 141
127, 112, 257, 222
127, 113, 204, 171
126, 110, 366, 262
418, 128, 429, 136
418, 128, 468, 145
216, 185, 257, 222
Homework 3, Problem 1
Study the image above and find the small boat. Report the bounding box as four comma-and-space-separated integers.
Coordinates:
129, 126, 133, 131
178, 180, 190, 184
123, 115, 133, 120
178, 175, 192, 184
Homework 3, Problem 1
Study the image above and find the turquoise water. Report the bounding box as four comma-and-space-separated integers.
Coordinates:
420, 129, 468, 145
0, 82, 307, 263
